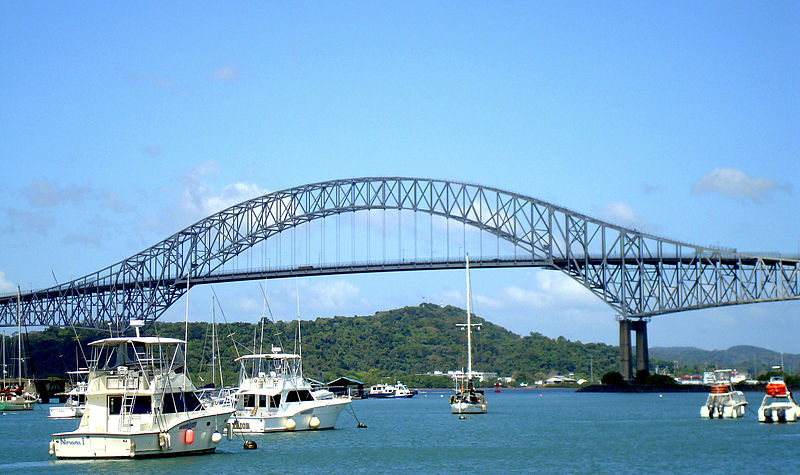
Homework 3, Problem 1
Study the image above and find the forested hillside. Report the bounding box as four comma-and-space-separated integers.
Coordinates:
4, 303, 623, 386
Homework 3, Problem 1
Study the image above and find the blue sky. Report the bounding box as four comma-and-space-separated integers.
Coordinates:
1, 3, 798, 354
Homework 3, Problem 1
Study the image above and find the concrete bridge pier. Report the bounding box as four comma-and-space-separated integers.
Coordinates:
631, 319, 649, 375
618, 318, 649, 381
618, 319, 632, 381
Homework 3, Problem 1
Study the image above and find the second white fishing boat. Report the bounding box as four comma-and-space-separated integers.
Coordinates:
226, 347, 351, 433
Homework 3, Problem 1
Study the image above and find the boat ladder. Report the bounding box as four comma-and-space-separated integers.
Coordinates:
119, 373, 138, 432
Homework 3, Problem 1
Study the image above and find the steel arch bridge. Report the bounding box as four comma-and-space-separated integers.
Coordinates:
2, 177, 799, 334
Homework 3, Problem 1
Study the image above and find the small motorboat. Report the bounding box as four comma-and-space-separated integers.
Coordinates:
49, 370, 89, 419
368, 381, 417, 398
699, 369, 747, 419
758, 377, 800, 423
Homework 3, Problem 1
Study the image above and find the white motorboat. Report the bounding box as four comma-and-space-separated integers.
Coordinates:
758, 377, 800, 423
699, 369, 747, 419
49, 370, 89, 419
367, 381, 417, 399
226, 347, 351, 433
49, 321, 234, 458
450, 254, 487, 415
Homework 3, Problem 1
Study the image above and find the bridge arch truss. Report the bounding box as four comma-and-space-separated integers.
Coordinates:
1, 177, 798, 330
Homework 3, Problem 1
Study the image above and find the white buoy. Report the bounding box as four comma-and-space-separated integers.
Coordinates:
309, 416, 320, 429
284, 418, 296, 430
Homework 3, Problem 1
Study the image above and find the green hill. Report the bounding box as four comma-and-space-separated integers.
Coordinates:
4, 303, 620, 387
650, 345, 800, 375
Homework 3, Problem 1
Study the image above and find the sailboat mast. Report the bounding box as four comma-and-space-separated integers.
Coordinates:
466, 254, 472, 380
183, 271, 189, 378
211, 295, 216, 387
2, 328, 5, 386
17, 286, 22, 386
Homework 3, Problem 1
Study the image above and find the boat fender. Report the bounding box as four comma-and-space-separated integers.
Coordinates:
309, 416, 320, 429
284, 418, 296, 430
778, 409, 786, 423
764, 409, 772, 422
159, 432, 171, 450
707, 405, 714, 418
226, 423, 234, 440
211, 431, 222, 444
129, 439, 136, 458
717, 405, 725, 419
48, 441, 55, 456
185, 428, 194, 445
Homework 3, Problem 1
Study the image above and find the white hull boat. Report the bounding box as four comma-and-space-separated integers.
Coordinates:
226, 348, 351, 434
758, 377, 800, 423
50, 321, 234, 458
49, 372, 89, 419
449, 255, 487, 415
699, 370, 747, 419
367, 382, 417, 398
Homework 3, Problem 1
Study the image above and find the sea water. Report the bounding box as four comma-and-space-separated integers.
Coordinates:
1, 390, 798, 474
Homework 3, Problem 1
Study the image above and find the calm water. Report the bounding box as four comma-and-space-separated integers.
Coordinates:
2, 390, 799, 473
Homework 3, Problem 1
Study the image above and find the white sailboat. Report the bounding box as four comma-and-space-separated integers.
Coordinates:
1, 288, 37, 411
449, 254, 487, 414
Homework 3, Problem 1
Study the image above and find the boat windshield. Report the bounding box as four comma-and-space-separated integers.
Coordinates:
237, 354, 301, 383
90, 341, 183, 374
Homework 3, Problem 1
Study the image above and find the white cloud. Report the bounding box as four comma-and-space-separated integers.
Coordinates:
24, 178, 91, 207
299, 280, 361, 310
599, 202, 637, 224
500, 271, 600, 309
692, 168, 786, 201
0, 270, 15, 294
178, 160, 268, 217
597, 201, 651, 232
213, 66, 239, 81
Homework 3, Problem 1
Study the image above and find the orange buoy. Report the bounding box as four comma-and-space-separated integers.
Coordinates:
184, 428, 194, 445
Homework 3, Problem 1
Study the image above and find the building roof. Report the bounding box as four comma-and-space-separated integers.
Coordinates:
327, 376, 364, 386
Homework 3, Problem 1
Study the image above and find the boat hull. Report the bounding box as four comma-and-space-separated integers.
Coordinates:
51, 409, 232, 458
699, 390, 748, 419
231, 398, 349, 433
699, 403, 747, 419
758, 401, 800, 423
49, 405, 85, 419
0, 400, 34, 411
450, 402, 487, 414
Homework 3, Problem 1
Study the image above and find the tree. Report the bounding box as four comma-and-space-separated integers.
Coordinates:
601, 371, 626, 386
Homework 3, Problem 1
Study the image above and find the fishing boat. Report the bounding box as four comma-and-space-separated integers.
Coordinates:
449, 254, 487, 415
699, 369, 747, 419
49, 370, 89, 419
225, 347, 351, 433
367, 381, 417, 398
49, 320, 234, 458
758, 376, 800, 423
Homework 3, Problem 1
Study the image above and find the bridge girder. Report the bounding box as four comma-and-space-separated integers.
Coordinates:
1, 177, 798, 330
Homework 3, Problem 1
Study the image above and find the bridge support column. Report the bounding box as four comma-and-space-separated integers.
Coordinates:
618, 319, 632, 381
631, 320, 649, 375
